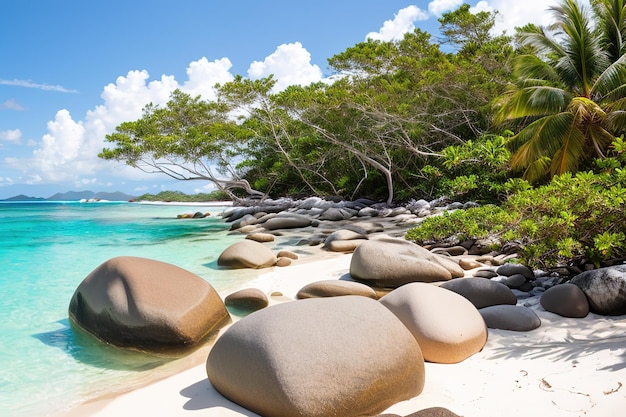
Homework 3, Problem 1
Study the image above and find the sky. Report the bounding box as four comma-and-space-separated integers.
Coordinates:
0, 0, 577, 199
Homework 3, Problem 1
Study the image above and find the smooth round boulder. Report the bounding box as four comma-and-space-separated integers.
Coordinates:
68, 256, 229, 355
540, 283, 589, 318
224, 288, 269, 313
571, 265, 626, 315
479, 305, 541, 331
439, 277, 517, 309
217, 240, 277, 269
296, 280, 378, 299
245, 232, 275, 243
206, 296, 425, 417
261, 213, 313, 230
350, 238, 465, 288
379, 282, 487, 363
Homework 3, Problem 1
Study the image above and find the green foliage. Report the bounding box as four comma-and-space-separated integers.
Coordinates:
405, 205, 513, 244
418, 133, 516, 202
497, 0, 626, 182
136, 190, 231, 202
406, 143, 626, 268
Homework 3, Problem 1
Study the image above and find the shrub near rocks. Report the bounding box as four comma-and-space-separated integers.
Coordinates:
68, 256, 229, 356
206, 296, 425, 417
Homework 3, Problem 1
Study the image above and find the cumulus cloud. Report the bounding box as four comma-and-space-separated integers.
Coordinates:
429, 0, 464, 17
9, 50, 318, 186
366, 5, 429, 41
247, 42, 322, 92
0, 129, 22, 144
480, 0, 591, 35
1, 99, 25, 111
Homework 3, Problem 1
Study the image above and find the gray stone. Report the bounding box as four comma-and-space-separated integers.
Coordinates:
497, 263, 535, 281
206, 296, 425, 417
69, 256, 229, 355
571, 265, 626, 315
440, 277, 517, 309
319, 207, 358, 221
504, 273, 527, 289
262, 213, 313, 230
479, 305, 541, 331
540, 283, 589, 318
350, 238, 465, 288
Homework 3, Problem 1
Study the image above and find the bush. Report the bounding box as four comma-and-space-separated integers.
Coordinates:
406, 142, 626, 269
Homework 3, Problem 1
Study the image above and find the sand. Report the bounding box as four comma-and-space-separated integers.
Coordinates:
61, 249, 626, 417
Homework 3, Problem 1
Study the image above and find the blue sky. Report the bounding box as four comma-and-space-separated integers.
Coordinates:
0, 0, 566, 199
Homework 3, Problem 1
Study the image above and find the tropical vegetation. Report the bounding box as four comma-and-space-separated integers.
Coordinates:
100, 1, 626, 267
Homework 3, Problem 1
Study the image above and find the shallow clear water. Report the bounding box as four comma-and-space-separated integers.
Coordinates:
0, 202, 257, 417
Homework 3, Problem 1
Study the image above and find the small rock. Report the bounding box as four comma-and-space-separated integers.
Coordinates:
225, 288, 269, 313
296, 280, 378, 299
497, 263, 535, 281
479, 305, 541, 331
540, 283, 589, 318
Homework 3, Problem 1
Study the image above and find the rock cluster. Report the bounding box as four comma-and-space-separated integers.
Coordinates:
69, 197, 626, 416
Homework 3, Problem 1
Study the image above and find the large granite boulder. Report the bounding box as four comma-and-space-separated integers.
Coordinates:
217, 240, 277, 269
439, 277, 517, 309
68, 256, 229, 355
540, 283, 589, 318
479, 305, 541, 331
296, 279, 378, 299
570, 265, 626, 315
350, 238, 465, 288
379, 282, 487, 363
206, 296, 425, 417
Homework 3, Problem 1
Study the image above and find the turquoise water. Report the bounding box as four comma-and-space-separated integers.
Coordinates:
0, 202, 256, 417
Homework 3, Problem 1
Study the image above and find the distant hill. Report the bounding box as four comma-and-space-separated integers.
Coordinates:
2, 191, 137, 202
2, 194, 46, 201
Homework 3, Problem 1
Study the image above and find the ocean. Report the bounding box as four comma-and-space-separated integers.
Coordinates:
0, 201, 260, 417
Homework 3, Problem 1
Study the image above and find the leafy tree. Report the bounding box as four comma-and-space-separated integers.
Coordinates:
100, 89, 264, 201
497, 0, 626, 183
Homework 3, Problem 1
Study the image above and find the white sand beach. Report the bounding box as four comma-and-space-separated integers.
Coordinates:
62, 251, 626, 417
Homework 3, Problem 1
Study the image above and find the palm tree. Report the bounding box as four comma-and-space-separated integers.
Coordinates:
497, 0, 626, 182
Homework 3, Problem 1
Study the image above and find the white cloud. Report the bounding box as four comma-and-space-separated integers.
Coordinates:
0, 79, 78, 93
182, 57, 235, 101
247, 42, 322, 92
0, 129, 22, 144
366, 5, 429, 41
1, 99, 25, 111
8, 49, 320, 186
481, 0, 591, 35
429, 0, 463, 17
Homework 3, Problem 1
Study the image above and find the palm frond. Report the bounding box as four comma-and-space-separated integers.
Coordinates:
549, 118, 586, 175
513, 55, 563, 84
497, 86, 570, 122
591, 54, 626, 98
510, 112, 577, 171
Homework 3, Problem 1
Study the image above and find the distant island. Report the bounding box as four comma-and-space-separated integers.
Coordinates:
1, 189, 230, 202
1, 190, 137, 202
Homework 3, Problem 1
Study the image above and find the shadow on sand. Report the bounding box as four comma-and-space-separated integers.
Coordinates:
180, 378, 260, 416
485, 312, 626, 372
